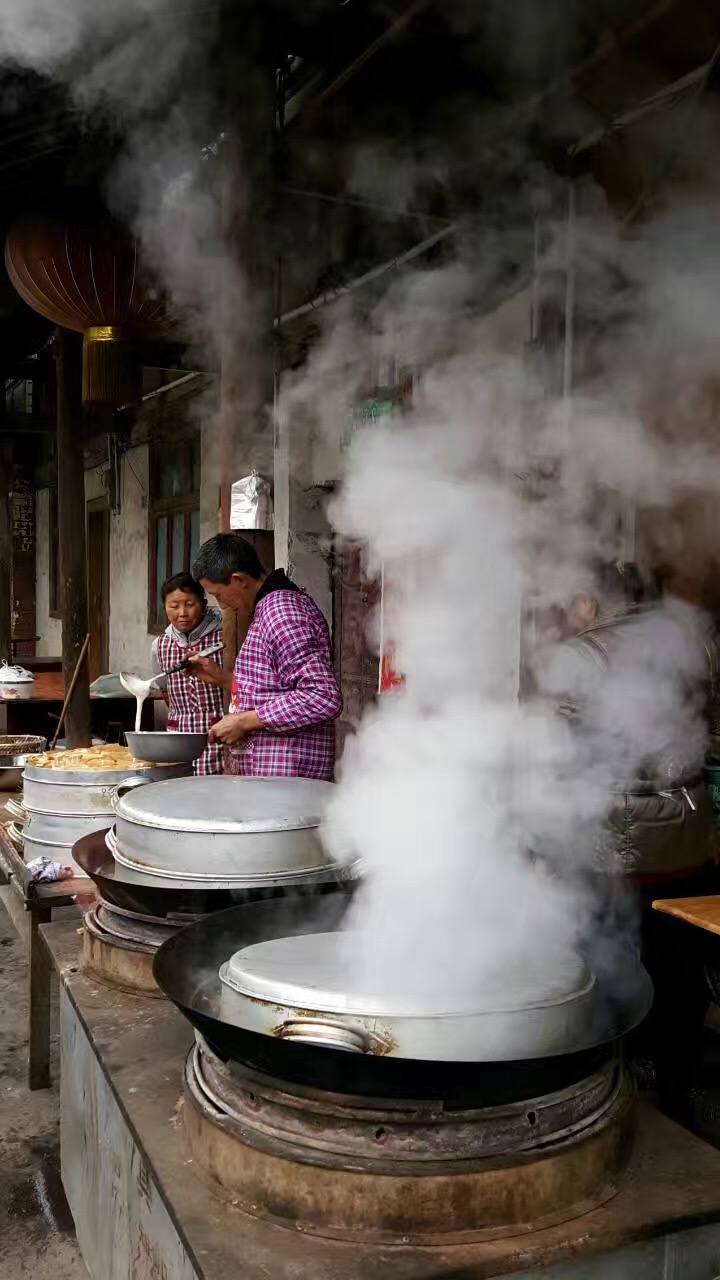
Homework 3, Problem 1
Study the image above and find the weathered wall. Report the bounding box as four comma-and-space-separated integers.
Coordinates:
35, 488, 61, 657
109, 446, 152, 675
275, 287, 533, 631
36, 446, 154, 674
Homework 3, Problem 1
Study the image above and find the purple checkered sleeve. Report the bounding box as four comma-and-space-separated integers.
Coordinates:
228, 589, 342, 780
256, 595, 342, 731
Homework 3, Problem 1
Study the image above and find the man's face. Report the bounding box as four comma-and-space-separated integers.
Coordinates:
199, 573, 256, 613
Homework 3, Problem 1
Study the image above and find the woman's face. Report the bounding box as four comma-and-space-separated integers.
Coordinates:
165, 589, 204, 634
566, 593, 598, 633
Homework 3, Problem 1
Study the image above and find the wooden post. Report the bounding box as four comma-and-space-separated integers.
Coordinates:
56, 328, 92, 747
0, 436, 12, 666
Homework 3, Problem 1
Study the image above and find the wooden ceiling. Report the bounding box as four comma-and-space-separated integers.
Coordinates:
0, 0, 717, 372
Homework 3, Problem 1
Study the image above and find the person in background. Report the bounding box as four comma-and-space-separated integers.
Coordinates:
188, 534, 342, 781
539, 560, 715, 1126
151, 572, 224, 775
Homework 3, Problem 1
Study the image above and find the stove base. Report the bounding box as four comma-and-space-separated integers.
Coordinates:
45, 918, 720, 1280
81, 900, 188, 997
184, 1040, 635, 1245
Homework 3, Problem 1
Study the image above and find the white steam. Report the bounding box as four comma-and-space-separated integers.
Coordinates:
0, 0, 240, 361
318, 212, 720, 1011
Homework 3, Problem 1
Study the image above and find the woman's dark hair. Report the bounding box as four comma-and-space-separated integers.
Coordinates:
161, 572, 206, 605
193, 533, 264, 585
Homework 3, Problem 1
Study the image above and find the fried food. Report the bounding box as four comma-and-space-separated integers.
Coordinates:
26, 745, 154, 771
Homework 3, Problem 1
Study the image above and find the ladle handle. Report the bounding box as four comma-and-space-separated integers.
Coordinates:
7, 822, 24, 853
5, 797, 25, 823
275, 1019, 371, 1055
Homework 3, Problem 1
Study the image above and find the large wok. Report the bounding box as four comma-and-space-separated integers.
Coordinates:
72, 831, 330, 919
153, 890, 652, 1106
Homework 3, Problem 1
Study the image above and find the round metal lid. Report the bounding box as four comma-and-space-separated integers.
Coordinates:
220, 932, 593, 1018
114, 775, 335, 833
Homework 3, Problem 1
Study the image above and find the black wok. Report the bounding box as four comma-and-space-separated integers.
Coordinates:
72, 832, 327, 920
153, 890, 650, 1106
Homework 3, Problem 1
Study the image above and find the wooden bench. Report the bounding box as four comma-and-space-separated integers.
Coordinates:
0, 814, 94, 1089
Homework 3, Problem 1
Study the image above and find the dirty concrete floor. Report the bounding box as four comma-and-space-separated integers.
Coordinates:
0, 906, 87, 1278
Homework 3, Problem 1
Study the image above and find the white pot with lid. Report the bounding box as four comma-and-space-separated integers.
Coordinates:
109, 775, 349, 888
0, 662, 34, 700
218, 931, 602, 1062
22, 760, 191, 815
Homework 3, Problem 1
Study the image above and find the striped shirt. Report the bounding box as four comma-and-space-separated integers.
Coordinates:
227, 571, 342, 780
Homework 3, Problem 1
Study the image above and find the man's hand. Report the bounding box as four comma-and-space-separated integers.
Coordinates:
185, 657, 233, 690
209, 711, 262, 745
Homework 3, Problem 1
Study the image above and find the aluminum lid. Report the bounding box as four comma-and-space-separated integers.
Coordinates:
220, 931, 594, 1018
115, 775, 335, 833
0, 664, 33, 683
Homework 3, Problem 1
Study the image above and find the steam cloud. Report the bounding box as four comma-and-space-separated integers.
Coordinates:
4, 4, 719, 1020
315, 207, 720, 1012
0, 0, 241, 362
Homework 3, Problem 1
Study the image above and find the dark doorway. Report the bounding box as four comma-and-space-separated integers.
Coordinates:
87, 499, 110, 682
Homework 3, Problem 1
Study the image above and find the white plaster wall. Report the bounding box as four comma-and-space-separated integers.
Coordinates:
275, 287, 532, 640
35, 488, 62, 657
109, 446, 152, 676
36, 447, 154, 675
200, 420, 221, 547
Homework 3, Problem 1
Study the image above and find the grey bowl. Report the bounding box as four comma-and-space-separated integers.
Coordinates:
0, 735, 47, 791
125, 731, 207, 764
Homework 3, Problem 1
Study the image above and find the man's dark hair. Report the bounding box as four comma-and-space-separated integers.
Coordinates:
162, 572, 206, 605
595, 559, 647, 606
193, 533, 264, 585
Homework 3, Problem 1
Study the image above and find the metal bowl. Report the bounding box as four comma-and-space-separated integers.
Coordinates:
0, 735, 47, 791
124, 730, 207, 764
0, 766, 24, 791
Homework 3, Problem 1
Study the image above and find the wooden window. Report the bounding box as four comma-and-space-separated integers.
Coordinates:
49, 489, 61, 619
5, 378, 33, 417
148, 436, 201, 632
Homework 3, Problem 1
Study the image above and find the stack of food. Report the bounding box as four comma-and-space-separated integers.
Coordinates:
8, 745, 193, 874
25, 745, 155, 770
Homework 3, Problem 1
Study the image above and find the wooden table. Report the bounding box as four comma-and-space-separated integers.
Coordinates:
653, 896, 720, 937
0, 809, 95, 1089
0, 672, 157, 740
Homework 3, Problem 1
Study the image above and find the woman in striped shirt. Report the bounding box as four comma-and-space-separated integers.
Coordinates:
151, 572, 225, 775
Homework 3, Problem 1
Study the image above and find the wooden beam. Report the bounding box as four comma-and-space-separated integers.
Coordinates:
55, 328, 92, 747
0, 437, 12, 665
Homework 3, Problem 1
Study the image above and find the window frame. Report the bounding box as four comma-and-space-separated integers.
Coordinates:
147, 436, 201, 635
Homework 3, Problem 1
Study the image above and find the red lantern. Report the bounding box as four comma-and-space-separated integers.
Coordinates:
5, 217, 177, 409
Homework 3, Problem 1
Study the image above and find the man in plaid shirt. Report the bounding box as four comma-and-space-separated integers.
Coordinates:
190, 534, 342, 780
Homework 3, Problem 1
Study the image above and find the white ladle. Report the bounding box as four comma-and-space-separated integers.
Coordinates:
119, 673, 158, 732
119, 642, 224, 732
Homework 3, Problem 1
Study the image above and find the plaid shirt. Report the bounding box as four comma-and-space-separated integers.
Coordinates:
152, 624, 225, 775
227, 572, 342, 780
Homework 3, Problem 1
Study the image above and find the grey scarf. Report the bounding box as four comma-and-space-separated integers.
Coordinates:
165, 605, 222, 649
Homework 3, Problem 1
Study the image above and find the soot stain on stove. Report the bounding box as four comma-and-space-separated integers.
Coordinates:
5, 1141, 75, 1236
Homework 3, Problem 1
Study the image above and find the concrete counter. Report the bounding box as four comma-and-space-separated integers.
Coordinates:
44, 918, 720, 1280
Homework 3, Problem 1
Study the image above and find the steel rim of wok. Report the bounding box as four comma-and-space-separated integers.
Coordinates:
72, 831, 345, 920
152, 892, 653, 1105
